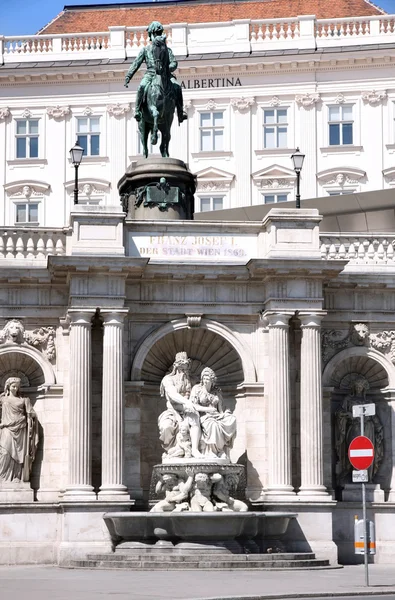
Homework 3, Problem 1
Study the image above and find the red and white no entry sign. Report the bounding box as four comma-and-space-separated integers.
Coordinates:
348, 436, 374, 471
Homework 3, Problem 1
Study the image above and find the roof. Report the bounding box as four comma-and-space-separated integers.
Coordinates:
39, 0, 385, 34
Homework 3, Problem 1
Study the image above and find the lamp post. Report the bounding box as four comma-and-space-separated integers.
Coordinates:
69, 142, 84, 205
291, 147, 305, 209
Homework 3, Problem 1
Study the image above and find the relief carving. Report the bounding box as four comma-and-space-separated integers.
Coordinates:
0, 320, 56, 362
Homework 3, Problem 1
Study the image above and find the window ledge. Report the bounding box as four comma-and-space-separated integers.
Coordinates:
320, 145, 363, 155
68, 156, 109, 165
7, 158, 47, 168
255, 148, 296, 157
386, 144, 395, 153
14, 222, 40, 226
191, 151, 233, 160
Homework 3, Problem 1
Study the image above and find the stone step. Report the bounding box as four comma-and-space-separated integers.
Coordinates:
87, 552, 317, 563
70, 557, 332, 570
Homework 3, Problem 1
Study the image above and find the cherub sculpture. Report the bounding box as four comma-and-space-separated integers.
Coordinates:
190, 472, 221, 512
150, 470, 193, 512
166, 422, 192, 459
212, 473, 248, 512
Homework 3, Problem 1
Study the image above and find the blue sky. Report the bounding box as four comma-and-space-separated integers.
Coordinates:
1, 0, 395, 35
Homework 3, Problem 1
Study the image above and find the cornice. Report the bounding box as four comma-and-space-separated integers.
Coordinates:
1, 53, 395, 86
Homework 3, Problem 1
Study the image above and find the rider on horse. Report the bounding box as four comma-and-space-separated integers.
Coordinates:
124, 21, 187, 125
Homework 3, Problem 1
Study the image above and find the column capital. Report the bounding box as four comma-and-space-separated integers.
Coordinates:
263, 312, 294, 328
101, 309, 129, 326
68, 310, 95, 326
298, 312, 326, 327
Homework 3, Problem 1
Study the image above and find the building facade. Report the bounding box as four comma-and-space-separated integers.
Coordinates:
0, 0, 395, 568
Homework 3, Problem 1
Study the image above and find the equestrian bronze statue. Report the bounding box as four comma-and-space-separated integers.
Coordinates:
124, 21, 187, 158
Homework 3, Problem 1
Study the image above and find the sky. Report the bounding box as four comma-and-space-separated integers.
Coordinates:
1, 0, 395, 35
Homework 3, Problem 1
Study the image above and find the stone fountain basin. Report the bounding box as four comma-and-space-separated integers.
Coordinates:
104, 512, 296, 544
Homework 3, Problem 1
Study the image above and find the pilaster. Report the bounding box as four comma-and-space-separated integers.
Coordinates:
64, 311, 96, 500
98, 311, 130, 501
265, 312, 296, 499
298, 312, 331, 500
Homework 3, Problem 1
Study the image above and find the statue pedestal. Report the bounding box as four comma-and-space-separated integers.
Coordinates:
149, 462, 246, 507
118, 157, 196, 220
0, 481, 34, 503
342, 483, 384, 503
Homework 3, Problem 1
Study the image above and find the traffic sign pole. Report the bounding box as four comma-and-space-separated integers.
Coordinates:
360, 411, 369, 588
349, 404, 376, 588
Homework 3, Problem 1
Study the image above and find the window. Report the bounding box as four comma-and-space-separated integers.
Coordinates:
263, 109, 287, 149
263, 193, 289, 204
77, 117, 100, 156
329, 106, 353, 146
199, 112, 224, 152
15, 202, 39, 224
16, 119, 39, 158
328, 191, 355, 196
137, 133, 160, 156
199, 196, 224, 212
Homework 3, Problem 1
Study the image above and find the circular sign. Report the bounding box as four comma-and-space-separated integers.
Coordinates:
348, 436, 374, 471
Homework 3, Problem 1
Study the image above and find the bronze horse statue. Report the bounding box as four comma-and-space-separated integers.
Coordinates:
139, 35, 175, 158
124, 21, 187, 158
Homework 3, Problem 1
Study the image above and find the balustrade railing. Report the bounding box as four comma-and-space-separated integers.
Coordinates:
0, 228, 66, 261
2, 13, 395, 63
320, 235, 395, 265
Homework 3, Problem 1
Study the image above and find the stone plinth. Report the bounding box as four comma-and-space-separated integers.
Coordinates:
118, 157, 196, 220
260, 208, 322, 260
68, 205, 125, 256
0, 481, 34, 503
342, 483, 384, 503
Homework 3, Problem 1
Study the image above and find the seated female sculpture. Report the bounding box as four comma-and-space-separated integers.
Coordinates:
190, 367, 237, 460
0, 377, 38, 483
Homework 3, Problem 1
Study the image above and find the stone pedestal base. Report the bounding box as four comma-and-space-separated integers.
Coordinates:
149, 462, 246, 507
0, 481, 34, 503
342, 483, 384, 502
118, 157, 196, 220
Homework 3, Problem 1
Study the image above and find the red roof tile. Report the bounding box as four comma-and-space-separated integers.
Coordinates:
40, 0, 385, 34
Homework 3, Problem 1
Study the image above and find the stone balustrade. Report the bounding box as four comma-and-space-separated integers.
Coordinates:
1, 14, 394, 63
0, 228, 66, 261
320, 235, 395, 264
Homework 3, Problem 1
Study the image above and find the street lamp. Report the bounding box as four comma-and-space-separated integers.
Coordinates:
291, 147, 305, 209
69, 142, 84, 205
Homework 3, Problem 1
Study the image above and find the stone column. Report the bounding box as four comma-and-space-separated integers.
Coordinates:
98, 311, 129, 500
265, 313, 295, 498
64, 311, 96, 500
298, 313, 330, 499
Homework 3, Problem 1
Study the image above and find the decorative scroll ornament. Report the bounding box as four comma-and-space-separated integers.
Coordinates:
295, 93, 320, 107
0, 319, 56, 362
270, 96, 281, 106
184, 100, 193, 110
361, 90, 387, 106
0, 107, 10, 120
260, 178, 291, 189
369, 331, 395, 362
186, 315, 202, 328
198, 181, 231, 192
205, 99, 217, 110
22, 109, 32, 118
335, 93, 345, 104
83, 106, 93, 116
230, 97, 255, 112
321, 323, 369, 363
324, 173, 359, 186
46, 106, 70, 120
106, 103, 131, 117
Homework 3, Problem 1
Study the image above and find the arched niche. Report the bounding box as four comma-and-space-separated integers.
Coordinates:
322, 346, 392, 498
127, 318, 255, 499
130, 318, 256, 384
0, 345, 56, 391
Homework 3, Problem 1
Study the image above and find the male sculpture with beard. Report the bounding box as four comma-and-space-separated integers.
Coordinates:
158, 352, 203, 458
